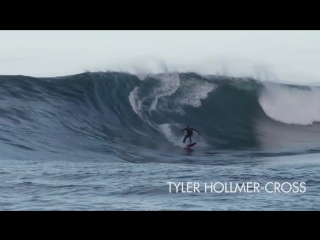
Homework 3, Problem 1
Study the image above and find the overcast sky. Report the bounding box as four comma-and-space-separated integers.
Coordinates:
1, 30, 320, 83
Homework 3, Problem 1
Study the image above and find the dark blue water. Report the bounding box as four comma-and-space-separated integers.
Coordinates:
1, 72, 320, 210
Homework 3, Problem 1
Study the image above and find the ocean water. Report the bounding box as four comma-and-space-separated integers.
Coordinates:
1, 72, 320, 210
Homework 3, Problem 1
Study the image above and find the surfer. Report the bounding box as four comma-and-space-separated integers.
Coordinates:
181, 125, 201, 144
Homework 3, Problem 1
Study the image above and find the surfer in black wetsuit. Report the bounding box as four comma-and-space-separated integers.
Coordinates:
181, 125, 201, 144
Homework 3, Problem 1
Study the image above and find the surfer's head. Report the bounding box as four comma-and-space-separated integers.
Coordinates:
187, 125, 191, 129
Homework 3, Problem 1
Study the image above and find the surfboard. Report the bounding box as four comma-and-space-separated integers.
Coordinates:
186, 142, 196, 148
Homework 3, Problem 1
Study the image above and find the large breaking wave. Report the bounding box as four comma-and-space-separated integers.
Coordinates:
1, 71, 320, 161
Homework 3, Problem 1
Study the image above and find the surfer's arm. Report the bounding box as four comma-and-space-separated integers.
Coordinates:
181, 128, 186, 133
193, 128, 201, 135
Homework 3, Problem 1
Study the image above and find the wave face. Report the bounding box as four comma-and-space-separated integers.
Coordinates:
1, 72, 320, 162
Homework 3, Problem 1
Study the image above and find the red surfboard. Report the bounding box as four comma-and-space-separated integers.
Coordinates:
186, 142, 196, 148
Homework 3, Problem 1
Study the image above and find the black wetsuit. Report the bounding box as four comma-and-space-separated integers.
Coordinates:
181, 127, 200, 144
